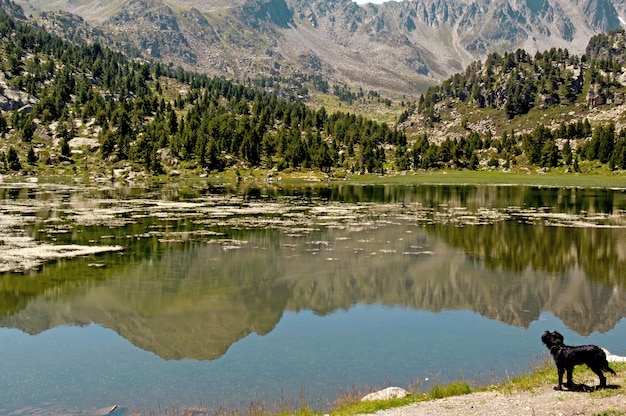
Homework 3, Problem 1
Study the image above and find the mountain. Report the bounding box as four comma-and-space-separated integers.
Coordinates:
0, 3, 625, 184
12, 0, 626, 96
403, 29, 626, 147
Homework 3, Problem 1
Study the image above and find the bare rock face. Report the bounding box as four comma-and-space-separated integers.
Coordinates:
12, 0, 626, 96
361, 387, 410, 401
0, 88, 36, 111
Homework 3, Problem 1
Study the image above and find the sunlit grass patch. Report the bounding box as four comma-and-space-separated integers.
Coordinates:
328, 360, 626, 416
497, 356, 557, 393
331, 386, 415, 416
330, 170, 626, 189
329, 381, 474, 416
331, 396, 415, 416
499, 358, 626, 396
427, 381, 474, 399
533, 361, 626, 398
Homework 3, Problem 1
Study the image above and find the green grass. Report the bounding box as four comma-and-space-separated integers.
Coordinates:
326, 170, 626, 189
6, 160, 625, 193
176, 164, 626, 190
325, 360, 626, 416
306, 91, 407, 124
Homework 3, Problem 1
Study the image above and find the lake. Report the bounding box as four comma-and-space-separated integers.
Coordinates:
0, 181, 625, 415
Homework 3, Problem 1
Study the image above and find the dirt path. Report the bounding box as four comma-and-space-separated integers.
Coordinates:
360, 384, 626, 416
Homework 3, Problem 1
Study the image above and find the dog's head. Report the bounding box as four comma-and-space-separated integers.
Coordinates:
541, 330, 564, 348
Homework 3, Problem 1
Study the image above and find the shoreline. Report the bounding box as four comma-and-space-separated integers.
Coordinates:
1, 169, 626, 190
351, 355, 626, 416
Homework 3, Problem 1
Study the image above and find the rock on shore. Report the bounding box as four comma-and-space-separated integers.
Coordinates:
362, 387, 410, 401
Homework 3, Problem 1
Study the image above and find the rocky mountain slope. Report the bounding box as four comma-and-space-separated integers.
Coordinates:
12, 0, 626, 96
2, 0, 626, 184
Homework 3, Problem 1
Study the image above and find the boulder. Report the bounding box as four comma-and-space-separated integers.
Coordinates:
361, 387, 410, 402
0, 89, 37, 111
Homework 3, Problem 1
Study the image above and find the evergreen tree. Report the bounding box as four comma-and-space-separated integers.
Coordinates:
469, 152, 479, 170
0, 112, 7, 134
611, 131, 626, 170
562, 139, 573, 166
540, 138, 559, 168
524, 125, 552, 164
60, 137, 71, 157
27, 146, 37, 164
20, 119, 36, 142
6, 146, 21, 170
596, 123, 615, 164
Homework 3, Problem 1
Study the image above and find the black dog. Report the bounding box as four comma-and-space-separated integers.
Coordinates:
541, 330, 616, 390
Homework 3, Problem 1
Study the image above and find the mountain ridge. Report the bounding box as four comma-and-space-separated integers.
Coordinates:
12, 0, 626, 96
1, 2, 626, 181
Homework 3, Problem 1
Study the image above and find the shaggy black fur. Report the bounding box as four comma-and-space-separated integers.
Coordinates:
541, 330, 616, 390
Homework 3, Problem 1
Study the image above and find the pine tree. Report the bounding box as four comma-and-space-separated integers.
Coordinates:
611, 132, 626, 170
6, 146, 21, 170
60, 137, 71, 157
562, 139, 573, 166
596, 123, 615, 164
27, 146, 37, 164
0, 112, 7, 134
469, 152, 479, 170
540, 139, 559, 168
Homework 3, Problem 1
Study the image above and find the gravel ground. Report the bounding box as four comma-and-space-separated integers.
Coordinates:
358, 354, 626, 416
361, 385, 626, 416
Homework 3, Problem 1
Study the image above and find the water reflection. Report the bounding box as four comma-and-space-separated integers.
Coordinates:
0, 183, 625, 363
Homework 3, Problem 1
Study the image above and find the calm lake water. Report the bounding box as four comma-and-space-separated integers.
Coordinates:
0, 182, 625, 414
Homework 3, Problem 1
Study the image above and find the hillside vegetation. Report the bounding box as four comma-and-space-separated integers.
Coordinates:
0, 3, 625, 182
13, 0, 624, 97
0, 6, 406, 181
404, 29, 626, 173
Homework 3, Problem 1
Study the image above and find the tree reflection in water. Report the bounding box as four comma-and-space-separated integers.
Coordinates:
0, 183, 625, 413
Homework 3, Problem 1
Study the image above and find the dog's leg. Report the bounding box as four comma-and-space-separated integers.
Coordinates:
556, 367, 565, 390
590, 366, 608, 388
565, 367, 574, 389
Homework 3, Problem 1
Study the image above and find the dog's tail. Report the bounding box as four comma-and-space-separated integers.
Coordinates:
605, 362, 617, 375
600, 349, 618, 375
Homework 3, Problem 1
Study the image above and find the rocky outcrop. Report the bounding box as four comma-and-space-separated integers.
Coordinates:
0, 0, 25, 19
0, 88, 37, 112
582, 0, 622, 33
605, 350, 626, 362
11, 0, 626, 95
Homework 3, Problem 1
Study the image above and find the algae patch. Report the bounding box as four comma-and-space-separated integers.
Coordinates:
0, 210, 123, 273
0, 237, 124, 273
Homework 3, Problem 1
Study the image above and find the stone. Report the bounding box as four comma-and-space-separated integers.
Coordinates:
361, 387, 410, 402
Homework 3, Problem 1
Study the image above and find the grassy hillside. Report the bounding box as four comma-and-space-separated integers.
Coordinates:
401, 30, 626, 173
0, 4, 625, 184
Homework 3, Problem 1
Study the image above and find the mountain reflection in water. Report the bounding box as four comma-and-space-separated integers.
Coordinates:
0, 183, 625, 412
